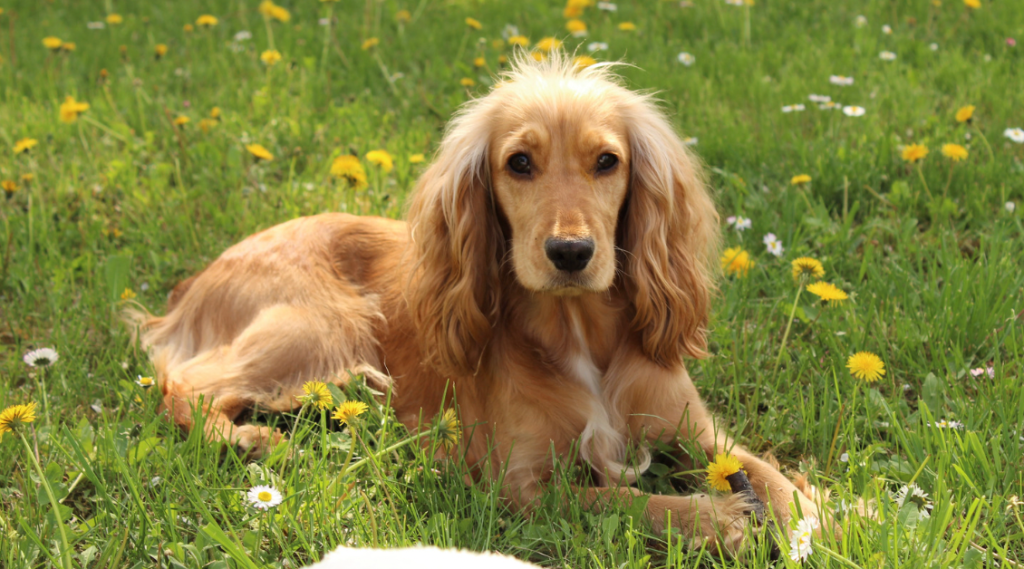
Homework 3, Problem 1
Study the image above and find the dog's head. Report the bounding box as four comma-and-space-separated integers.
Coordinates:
407, 53, 719, 375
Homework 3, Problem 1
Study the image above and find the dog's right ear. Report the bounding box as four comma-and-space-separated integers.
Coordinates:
405, 98, 503, 377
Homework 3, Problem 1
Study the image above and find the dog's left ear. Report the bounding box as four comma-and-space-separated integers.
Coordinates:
620, 97, 720, 367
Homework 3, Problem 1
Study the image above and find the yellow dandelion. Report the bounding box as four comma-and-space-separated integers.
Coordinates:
0, 402, 37, 440
465, 17, 482, 30
196, 15, 218, 28
902, 143, 929, 163
847, 352, 885, 382
706, 453, 743, 492
791, 257, 825, 280
246, 144, 274, 161
120, 288, 137, 300
155, 44, 168, 59
396, 10, 412, 23
805, 281, 848, 306
790, 174, 812, 185
14, 138, 39, 154
563, 0, 591, 18
618, 22, 637, 31
566, 19, 587, 34
210, 106, 222, 120
261, 49, 282, 66
21, 173, 35, 183
473, 56, 486, 68
332, 400, 369, 424
59, 96, 90, 123
573, 55, 597, 68
2, 180, 16, 195
460, 77, 475, 87
183, 23, 194, 32
535, 37, 563, 52
508, 35, 530, 47
259, 0, 291, 22
61, 42, 76, 52
106, 13, 123, 25
955, 105, 974, 123
331, 155, 368, 189
720, 247, 754, 277
198, 118, 217, 133
366, 149, 394, 172
532, 51, 546, 62
941, 143, 968, 162
173, 116, 190, 126
409, 153, 425, 164
43, 37, 63, 51
435, 408, 462, 451
361, 37, 379, 50
498, 55, 508, 64
963, 0, 980, 8
301, 381, 333, 410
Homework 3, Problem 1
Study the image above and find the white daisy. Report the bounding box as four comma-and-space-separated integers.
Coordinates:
839, 452, 849, 462
882, 24, 892, 34
819, 101, 838, 110
843, 105, 866, 117
855, 15, 867, 27
1004, 127, 1024, 143
808, 94, 831, 103
830, 75, 854, 86
788, 516, 818, 562
762, 232, 777, 245
501, 24, 519, 40
246, 485, 283, 510
597, 1, 618, 11
930, 43, 939, 51
767, 240, 784, 257
233, 31, 252, 41
588, 42, 608, 52
893, 483, 933, 519
318, 18, 330, 26
677, 52, 696, 66
782, 105, 794, 113
87, 21, 106, 30
970, 367, 985, 377
1007, 202, 1016, 213
879, 51, 897, 61
734, 216, 752, 231
24, 347, 59, 368
136, 375, 156, 389
725, 216, 737, 226
793, 103, 806, 111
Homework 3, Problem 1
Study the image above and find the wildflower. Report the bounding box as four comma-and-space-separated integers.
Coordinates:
14, 138, 38, 154
20, 174, 34, 184
246, 144, 274, 161
941, 143, 968, 162
58, 96, 90, 123
598, 2, 618, 11
842, 106, 865, 117
331, 155, 368, 189
2, 180, 16, 196
234, 31, 252, 41
617, 22, 636, 31
332, 400, 369, 424
136, 375, 156, 389
473, 56, 485, 68
106, 13, 123, 25
969, 367, 995, 378
955, 105, 974, 123
465, 17, 482, 30
893, 484, 933, 518
196, 15, 218, 28
573, 55, 597, 68
829, 75, 854, 86
879, 51, 896, 61
300, 381, 333, 410
460, 77, 475, 86
259, 1, 291, 22
733, 216, 752, 231
435, 408, 462, 451
882, 24, 892, 34
154, 44, 168, 59
43, 37, 63, 51
931, 419, 964, 429
588, 41, 607, 52
87, 22, 106, 30
183, 24, 194, 32
902, 143, 929, 163
792, 257, 825, 280
682, 137, 698, 146
721, 247, 754, 277
396, 10, 412, 23
505, 35, 529, 48
791, 174, 811, 186
23, 347, 59, 367
677, 52, 695, 66
563, 0, 589, 18
536, 37, 562, 52
246, 485, 283, 510
566, 19, 587, 37
789, 516, 818, 562
706, 453, 743, 492
361, 37, 379, 50
366, 150, 394, 172
855, 15, 868, 27
767, 240, 784, 257
808, 94, 831, 103
173, 116, 190, 126
409, 153, 425, 163
1007, 202, 1016, 213
260, 49, 282, 66
847, 352, 885, 382
1005, 128, 1024, 143
1008, 38, 1017, 47
963, 0, 980, 8
61, 42, 76, 52
929, 42, 939, 51
120, 288, 137, 300
198, 118, 217, 133
806, 282, 848, 305
210, 107, 221, 120
0, 403, 37, 440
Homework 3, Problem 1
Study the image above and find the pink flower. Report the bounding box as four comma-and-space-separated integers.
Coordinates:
1008, 38, 1017, 47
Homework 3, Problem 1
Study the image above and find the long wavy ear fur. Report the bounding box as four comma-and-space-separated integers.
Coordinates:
405, 96, 504, 377
620, 96, 720, 367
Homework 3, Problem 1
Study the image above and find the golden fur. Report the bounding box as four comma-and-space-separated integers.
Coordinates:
132, 54, 820, 554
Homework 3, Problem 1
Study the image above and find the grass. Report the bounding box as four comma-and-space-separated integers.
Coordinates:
1, 0, 1023, 567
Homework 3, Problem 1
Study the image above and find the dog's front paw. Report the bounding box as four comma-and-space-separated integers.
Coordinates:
679, 492, 763, 557
235, 425, 284, 458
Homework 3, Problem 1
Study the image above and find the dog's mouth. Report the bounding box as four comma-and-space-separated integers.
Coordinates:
541, 272, 602, 296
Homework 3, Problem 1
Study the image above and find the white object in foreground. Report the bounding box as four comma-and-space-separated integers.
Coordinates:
305, 546, 541, 569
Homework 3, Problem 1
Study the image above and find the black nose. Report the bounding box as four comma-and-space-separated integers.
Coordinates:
544, 238, 595, 272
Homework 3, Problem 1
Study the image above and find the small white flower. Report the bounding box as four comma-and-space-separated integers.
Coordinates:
677, 52, 696, 66
682, 137, 698, 146
1007, 202, 1016, 213
855, 15, 867, 27
782, 105, 793, 113
725, 0, 744, 5
725, 216, 737, 226
734, 216, 752, 231
930, 43, 939, 51
984, 54, 992, 62
882, 24, 892, 34
87, 21, 106, 30
893, 483, 933, 518
839, 452, 849, 462
965, 132, 973, 141
24, 347, 59, 368
233, 31, 252, 41
151, 476, 162, 486
808, 94, 831, 103
597, 1, 618, 11
246, 485, 283, 510
768, 240, 784, 257
140, 282, 150, 291
762, 233, 777, 245
501, 24, 519, 40
843, 105, 866, 117
819, 101, 838, 110
902, 383, 912, 392
788, 516, 818, 562
1004, 127, 1024, 143
318, 18, 330, 27
136, 375, 156, 389
588, 41, 608, 52
969, 367, 985, 377
986, 366, 995, 378
830, 75, 855, 86
879, 51, 897, 61
793, 103, 806, 111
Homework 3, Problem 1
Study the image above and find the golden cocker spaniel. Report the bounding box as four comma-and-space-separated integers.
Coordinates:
133, 53, 820, 554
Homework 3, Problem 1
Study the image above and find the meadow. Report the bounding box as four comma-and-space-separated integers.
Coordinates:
1, 0, 1023, 567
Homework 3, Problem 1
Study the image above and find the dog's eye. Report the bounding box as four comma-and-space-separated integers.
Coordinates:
596, 153, 618, 172
508, 154, 531, 175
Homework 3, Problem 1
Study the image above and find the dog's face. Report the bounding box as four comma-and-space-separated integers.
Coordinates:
489, 96, 630, 295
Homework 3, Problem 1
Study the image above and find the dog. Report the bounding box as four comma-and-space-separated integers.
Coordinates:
132, 53, 820, 555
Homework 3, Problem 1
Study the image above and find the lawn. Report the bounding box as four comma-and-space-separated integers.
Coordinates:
1, 0, 1023, 567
